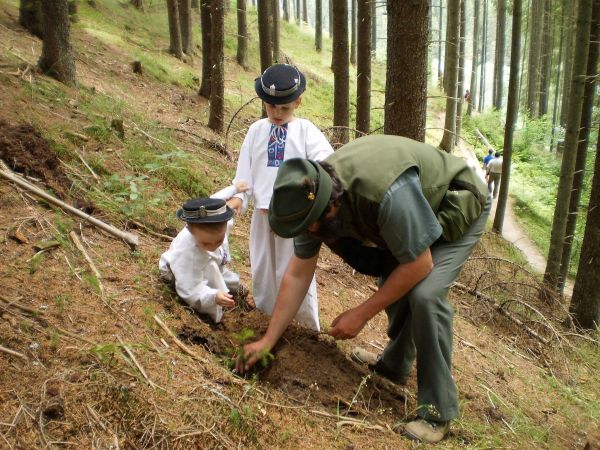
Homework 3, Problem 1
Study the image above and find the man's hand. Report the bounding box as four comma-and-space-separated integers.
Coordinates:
328, 307, 368, 340
235, 338, 272, 374
227, 197, 243, 216
215, 291, 235, 307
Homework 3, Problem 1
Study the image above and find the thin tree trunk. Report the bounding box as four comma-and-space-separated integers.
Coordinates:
273, 0, 280, 62
468, 0, 480, 116
355, 0, 371, 135
384, 0, 428, 141
258, 0, 273, 73
559, 0, 600, 292
518, 0, 530, 106
179, 0, 193, 55
526, 0, 543, 116
38, 0, 76, 85
296, 0, 301, 24
208, 0, 224, 132
493, 0, 506, 109
166, 0, 183, 59
438, 0, 443, 84
302, 0, 307, 23
198, 0, 212, 97
544, 0, 593, 290
315, 0, 322, 51
329, 0, 333, 37
550, 3, 565, 150
283, 0, 289, 21
493, 0, 522, 233
560, 1, 577, 130
332, 0, 349, 145
20, 0, 44, 38
456, 0, 466, 140
538, 0, 553, 115
237, 0, 248, 68
478, 0, 488, 112
570, 123, 600, 328
371, 0, 376, 57
440, 0, 460, 151
350, 0, 357, 65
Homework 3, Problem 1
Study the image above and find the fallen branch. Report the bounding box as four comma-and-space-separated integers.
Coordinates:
0, 344, 28, 360
0, 294, 43, 316
153, 315, 209, 364
75, 149, 99, 182
117, 337, 159, 389
69, 231, 104, 295
130, 220, 174, 241
474, 128, 495, 151
452, 282, 550, 345
0, 168, 139, 248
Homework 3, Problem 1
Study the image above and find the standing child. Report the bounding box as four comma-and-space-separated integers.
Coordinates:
159, 197, 249, 323
227, 64, 334, 330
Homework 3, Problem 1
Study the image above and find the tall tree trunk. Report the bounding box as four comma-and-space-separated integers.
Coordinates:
468, 0, 480, 116
38, 0, 76, 85
131, 0, 144, 9
493, 0, 523, 232
518, 0, 530, 106
315, 0, 322, 51
273, 0, 281, 62
296, 0, 301, 24
456, 0, 466, 141
236, 0, 248, 68
283, 0, 289, 21
384, 0, 429, 142
544, 0, 593, 290
166, 0, 183, 59
478, 0, 488, 112
440, 0, 460, 151
355, 0, 371, 135
526, 0, 543, 116
258, 0, 273, 73
208, 0, 224, 132
302, 0, 307, 23
350, 0, 357, 65
559, 0, 600, 292
570, 124, 600, 328
438, 0, 443, 84
493, 0, 506, 109
559, 1, 577, 130
199, 0, 212, 97
538, 0, 553, 115
178, 0, 193, 55
550, 2, 566, 150
20, 0, 44, 38
332, 0, 349, 146
371, 0, 376, 57
329, 0, 332, 37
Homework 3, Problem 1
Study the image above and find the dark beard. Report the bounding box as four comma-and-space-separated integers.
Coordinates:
309, 215, 343, 242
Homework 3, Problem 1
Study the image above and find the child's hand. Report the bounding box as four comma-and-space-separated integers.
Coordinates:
227, 197, 243, 216
215, 291, 235, 307
234, 180, 249, 193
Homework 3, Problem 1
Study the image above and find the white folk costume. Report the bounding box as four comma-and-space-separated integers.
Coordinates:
232, 118, 333, 330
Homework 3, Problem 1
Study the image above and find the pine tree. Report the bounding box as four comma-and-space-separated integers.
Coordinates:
315, 0, 322, 51
166, 0, 183, 59
332, 0, 349, 145
198, 0, 212, 97
355, 0, 371, 135
237, 0, 248, 69
468, 0, 480, 116
39, 0, 76, 85
440, 0, 460, 151
493, 0, 506, 109
208, 0, 224, 132
179, 0, 193, 55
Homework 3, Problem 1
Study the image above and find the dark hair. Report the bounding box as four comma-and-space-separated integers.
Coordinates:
495, 152, 501, 157
488, 148, 494, 154
317, 161, 345, 219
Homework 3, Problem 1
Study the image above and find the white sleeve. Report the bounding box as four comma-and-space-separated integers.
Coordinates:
304, 121, 334, 161
169, 252, 218, 311
232, 126, 255, 205
211, 185, 238, 200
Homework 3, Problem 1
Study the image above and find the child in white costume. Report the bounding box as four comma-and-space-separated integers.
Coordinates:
159, 197, 246, 323
227, 64, 334, 330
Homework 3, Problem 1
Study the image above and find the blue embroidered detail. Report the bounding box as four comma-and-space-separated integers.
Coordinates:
267, 123, 288, 167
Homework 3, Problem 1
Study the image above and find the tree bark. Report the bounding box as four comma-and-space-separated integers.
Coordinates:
526, 0, 543, 116
20, 0, 44, 38
178, 0, 193, 56
350, 0, 357, 65
455, 0, 466, 141
315, 0, 322, 51
560, 1, 577, 129
538, 0, 553, 115
296, 0, 301, 24
332, 0, 349, 145
198, 0, 212, 97
208, 0, 224, 133
570, 123, 600, 328
371, 0, 377, 57
559, 0, 600, 292
329, 0, 332, 37
283, 0, 290, 22
544, 0, 593, 290
131, 0, 143, 9
493, 0, 506, 109
384, 0, 429, 142
38, 0, 76, 85
478, 0, 488, 112
166, 0, 183, 59
440, 0, 460, 151
237, 0, 248, 69
468, 0, 480, 116
493, 0, 523, 233
355, 0, 371, 135
302, 0, 308, 23
550, 2, 565, 151
273, 0, 281, 62
258, 0, 273, 73
438, 0, 443, 84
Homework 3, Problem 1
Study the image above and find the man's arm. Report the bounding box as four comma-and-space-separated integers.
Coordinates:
236, 254, 318, 373
328, 247, 433, 339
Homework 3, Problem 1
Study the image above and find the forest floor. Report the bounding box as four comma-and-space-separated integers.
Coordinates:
0, 1, 599, 448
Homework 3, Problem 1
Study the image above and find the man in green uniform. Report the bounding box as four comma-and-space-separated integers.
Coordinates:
236, 135, 490, 443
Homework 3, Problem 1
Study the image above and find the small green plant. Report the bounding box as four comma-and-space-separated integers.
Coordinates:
229, 405, 257, 441
228, 328, 275, 371
29, 252, 45, 275
53, 293, 72, 313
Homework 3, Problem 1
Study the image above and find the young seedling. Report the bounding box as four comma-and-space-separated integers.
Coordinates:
228, 328, 274, 373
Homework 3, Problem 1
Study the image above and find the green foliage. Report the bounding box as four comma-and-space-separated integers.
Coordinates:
29, 252, 45, 275
229, 405, 257, 441
54, 293, 72, 313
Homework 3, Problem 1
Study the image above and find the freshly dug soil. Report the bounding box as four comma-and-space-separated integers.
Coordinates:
0, 120, 72, 198
179, 309, 406, 415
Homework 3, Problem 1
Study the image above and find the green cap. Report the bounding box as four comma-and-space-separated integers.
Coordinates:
268, 158, 332, 238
